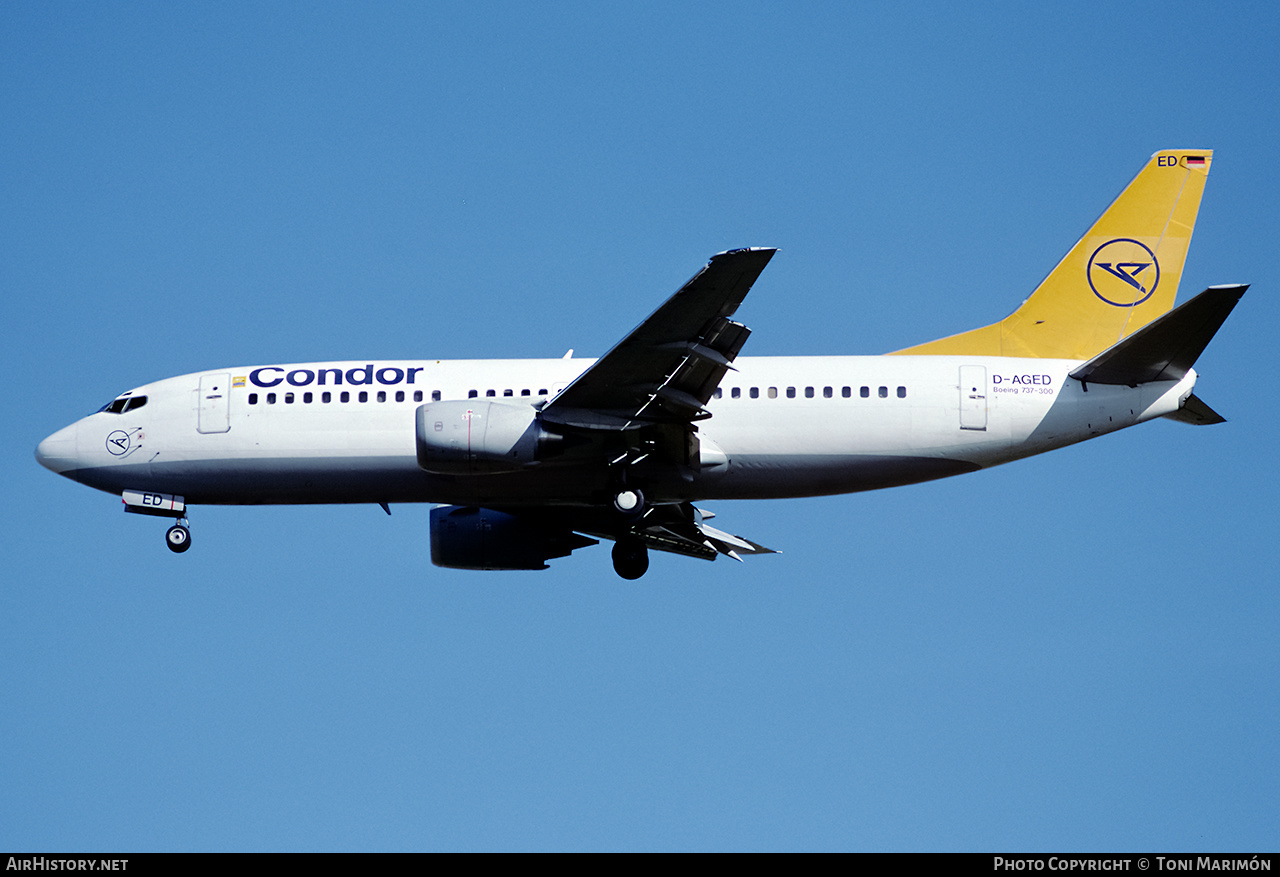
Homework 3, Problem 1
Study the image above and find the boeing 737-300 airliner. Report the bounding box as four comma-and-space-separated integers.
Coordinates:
36, 150, 1246, 578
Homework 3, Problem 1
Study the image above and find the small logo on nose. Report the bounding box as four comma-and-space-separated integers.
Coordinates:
106, 431, 131, 455
105, 430, 139, 456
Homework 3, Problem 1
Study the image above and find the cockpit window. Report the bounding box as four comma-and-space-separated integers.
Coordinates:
99, 395, 147, 414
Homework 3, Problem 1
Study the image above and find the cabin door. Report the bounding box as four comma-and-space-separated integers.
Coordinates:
959, 366, 987, 431
197, 373, 231, 434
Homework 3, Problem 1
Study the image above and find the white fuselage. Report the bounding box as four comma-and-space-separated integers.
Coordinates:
36, 355, 1196, 509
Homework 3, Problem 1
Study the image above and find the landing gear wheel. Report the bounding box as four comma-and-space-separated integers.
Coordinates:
612, 539, 649, 580
166, 524, 191, 554
612, 488, 645, 518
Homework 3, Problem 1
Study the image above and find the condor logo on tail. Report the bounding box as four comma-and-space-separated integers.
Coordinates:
1088, 238, 1160, 307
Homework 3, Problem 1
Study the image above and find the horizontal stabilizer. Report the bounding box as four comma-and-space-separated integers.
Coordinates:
1163, 393, 1226, 426
1070, 284, 1247, 386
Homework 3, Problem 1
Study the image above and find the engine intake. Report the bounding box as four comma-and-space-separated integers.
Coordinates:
429, 506, 596, 570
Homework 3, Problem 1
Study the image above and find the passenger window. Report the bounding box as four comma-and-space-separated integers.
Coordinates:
503, 389, 513, 397
804, 387, 814, 398
538, 388, 548, 396
897, 386, 907, 398
750, 387, 759, 399
376, 391, 386, 402
430, 390, 440, 402
468, 390, 478, 399
359, 391, 369, 403
714, 388, 722, 399
396, 390, 405, 402
842, 387, 851, 398
285, 392, 294, 404
521, 389, 530, 396
860, 386, 869, 398
767, 387, 777, 399
303, 392, 313, 403
731, 387, 741, 399
878, 386, 888, 398
267, 393, 276, 404
322, 392, 331, 403
340, 391, 350, 403
485, 389, 495, 397
786, 387, 796, 398
249, 393, 258, 405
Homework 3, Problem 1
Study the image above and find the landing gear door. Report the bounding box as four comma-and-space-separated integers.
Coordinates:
959, 365, 987, 431
197, 373, 231, 434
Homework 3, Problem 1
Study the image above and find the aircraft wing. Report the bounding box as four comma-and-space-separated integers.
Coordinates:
541, 247, 776, 430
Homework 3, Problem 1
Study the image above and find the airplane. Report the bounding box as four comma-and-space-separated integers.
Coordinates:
36, 149, 1247, 579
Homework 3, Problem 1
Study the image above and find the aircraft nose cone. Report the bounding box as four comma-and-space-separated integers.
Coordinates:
36, 424, 78, 474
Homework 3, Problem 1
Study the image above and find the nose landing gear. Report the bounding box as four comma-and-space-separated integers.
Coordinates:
165, 519, 191, 553
121, 492, 191, 554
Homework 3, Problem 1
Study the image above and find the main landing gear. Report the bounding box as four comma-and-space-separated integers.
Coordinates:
608, 462, 649, 576
612, 538, 649, 580
610, 479, 648, 577
165, 519, 191, 553
612, 487, 645, 517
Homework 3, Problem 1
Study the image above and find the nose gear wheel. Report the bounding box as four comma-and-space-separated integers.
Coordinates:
165, 518, 191, 553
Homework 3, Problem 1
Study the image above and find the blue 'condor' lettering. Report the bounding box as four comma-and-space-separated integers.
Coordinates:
249, 364, 425, 389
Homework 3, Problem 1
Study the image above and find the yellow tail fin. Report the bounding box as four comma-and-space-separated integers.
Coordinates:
893, 150, 1212, 360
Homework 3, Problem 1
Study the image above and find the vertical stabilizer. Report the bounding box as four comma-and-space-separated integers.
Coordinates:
894, 150, 1212, 360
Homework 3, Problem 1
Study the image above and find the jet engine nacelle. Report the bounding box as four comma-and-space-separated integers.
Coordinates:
429, 505, 596, 571
415, 400, 560, 474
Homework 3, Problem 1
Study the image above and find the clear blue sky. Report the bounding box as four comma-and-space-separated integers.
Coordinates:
4, 1, 1277, 851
